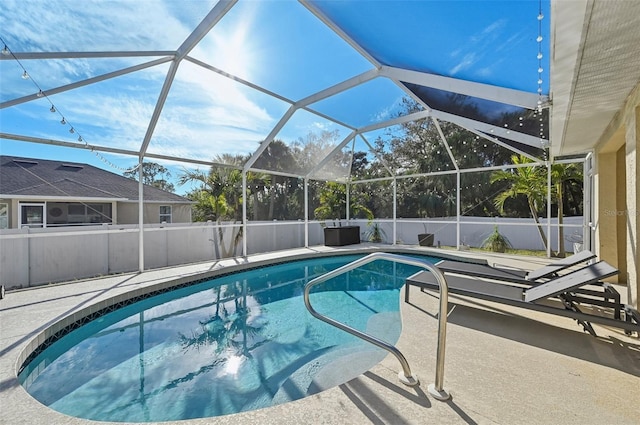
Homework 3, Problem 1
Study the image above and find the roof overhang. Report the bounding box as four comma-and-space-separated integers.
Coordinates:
550, 0, 640, 157
119, 200, 195, 204
1, 195, 128, 202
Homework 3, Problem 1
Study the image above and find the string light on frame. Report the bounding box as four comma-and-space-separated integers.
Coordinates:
536, 0, 548, 154
0, 37, 139, 174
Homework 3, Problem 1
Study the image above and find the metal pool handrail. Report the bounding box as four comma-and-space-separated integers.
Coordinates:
303, 252, 450, 400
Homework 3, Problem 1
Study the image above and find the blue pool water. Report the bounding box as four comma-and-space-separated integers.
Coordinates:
19, 254, 436, 422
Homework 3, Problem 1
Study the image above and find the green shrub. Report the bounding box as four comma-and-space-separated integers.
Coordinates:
365, 222, 386, 243
482, 225, 512, 253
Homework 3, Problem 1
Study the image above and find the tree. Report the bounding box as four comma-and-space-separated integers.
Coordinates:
491, 155, 549, 250
369, 98, 516, 219
292, 130, 345, 174
313, 182, 373, 222
124, 162, 175, 193
178, 155, 245, 257
491, 155, 584, 256
246, 170, 271, 221
251, 139, 299, 220
551, 162, 583, 256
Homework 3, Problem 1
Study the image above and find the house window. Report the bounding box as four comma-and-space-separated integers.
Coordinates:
20, 203, 45, 228
159, 205, 172, 223
54, 202, 112, 226
0, 203, 8, 229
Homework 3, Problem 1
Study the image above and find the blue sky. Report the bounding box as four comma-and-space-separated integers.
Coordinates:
0, 0, 549, 195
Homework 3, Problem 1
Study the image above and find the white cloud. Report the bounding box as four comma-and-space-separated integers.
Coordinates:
1, 1, 281, 162
371, 96, 404, 123
475, 67, 494, 77
450, 52, 478, 75
1, 0, 193, 52
478, 19, 506, 39
449, 19, 506, 76
311, 121, 331, 131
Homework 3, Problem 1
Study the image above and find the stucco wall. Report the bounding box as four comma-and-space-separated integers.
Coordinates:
596, 152, 618, 272
116, 202, 192, 224
616, 147, 628, 282
595, 81, 640, 307
624, 102, 639, 306
0, 200, 191, 228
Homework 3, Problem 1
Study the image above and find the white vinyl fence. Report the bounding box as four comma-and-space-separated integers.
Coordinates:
356, 216, 585, 252
0, 217, 584, 289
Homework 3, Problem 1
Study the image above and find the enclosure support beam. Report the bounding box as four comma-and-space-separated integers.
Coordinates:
358, 110, 431, 134
380, 66, 545, 109
0, 57, 173, 109
393, 178, 397, 245
346, 182, 350, 222
301, 0, 382, 68
431, 110, 543, 150
304, 178, 309, 248
360, 134, 395, 176
432, 117, 460, 171
456, 172, 461, 250
296, 68, 380, 108
242, 171, 247, 257
139, 0, 236, 158
138, 157, 145, 273
584, 153, 593, 252
547, 163, 552, 258
0, 133, 225, 168
245, 106, 296, 171
306, 131, 356, 180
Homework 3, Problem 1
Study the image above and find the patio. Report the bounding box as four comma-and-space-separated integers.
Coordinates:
1, 245, 638, 425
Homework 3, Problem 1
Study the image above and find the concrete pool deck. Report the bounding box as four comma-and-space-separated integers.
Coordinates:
1, 244, 639, 425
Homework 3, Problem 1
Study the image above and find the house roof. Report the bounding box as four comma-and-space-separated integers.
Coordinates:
0, 156, 191, 203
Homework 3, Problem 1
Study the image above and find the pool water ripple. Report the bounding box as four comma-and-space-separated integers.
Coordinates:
18, 254, 435, 422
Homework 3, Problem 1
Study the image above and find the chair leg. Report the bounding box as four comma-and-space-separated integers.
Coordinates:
624, 306, 640, 336
561, 295, 597, 336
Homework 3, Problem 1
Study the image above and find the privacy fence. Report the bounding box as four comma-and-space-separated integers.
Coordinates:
1, 217, 584, 288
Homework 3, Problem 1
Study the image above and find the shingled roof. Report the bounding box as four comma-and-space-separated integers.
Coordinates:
0, 156, 191, 203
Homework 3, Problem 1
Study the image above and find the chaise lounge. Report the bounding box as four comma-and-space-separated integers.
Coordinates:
434, 249, 597, 285
406, 259, 640, 336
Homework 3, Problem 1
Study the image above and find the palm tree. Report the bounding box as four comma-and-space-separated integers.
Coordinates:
246, 170, 271, 221
551, 162, 583, 257
178, 155, 246, 257
179, 285, 230, 353
491, 155, 548, 251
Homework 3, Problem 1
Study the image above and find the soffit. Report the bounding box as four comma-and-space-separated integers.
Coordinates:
551, 0, 640, 156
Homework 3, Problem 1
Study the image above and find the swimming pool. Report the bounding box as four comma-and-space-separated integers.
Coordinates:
18, 253, 436, 422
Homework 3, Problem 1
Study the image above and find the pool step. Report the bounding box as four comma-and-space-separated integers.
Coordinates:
272, 310, 400, 404
271, 343, 386, 405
